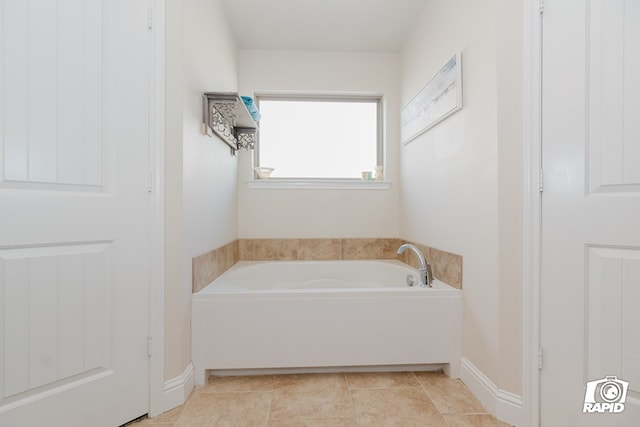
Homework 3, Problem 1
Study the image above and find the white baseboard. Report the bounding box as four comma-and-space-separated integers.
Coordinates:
163, 363, 194, 412
497, 388, 524, 426
460, 357, 522, 427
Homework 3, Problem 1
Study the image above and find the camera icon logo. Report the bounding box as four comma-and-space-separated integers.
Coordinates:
583, 376, 629, 414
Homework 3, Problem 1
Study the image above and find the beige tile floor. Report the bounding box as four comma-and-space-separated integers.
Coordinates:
132, 371, 512, 427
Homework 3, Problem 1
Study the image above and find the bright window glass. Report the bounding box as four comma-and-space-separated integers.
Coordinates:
256, 97, 381, 179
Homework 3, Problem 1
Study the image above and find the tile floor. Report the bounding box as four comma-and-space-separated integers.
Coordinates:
133, 371, 512, 427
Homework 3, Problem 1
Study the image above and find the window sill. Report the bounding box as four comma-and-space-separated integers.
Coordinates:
246, 179, 392, 190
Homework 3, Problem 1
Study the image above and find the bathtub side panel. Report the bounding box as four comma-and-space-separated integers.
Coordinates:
193, 293, 462, 373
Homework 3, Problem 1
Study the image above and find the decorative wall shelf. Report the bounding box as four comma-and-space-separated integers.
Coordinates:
202, 92, 258, 155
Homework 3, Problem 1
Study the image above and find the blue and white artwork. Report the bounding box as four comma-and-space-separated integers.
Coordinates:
401, 53, 462, 144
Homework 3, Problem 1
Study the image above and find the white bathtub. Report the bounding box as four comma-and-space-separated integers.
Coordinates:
192, 260, 462, 385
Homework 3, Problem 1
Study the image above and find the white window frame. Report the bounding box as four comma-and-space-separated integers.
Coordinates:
250, 94, 388, 189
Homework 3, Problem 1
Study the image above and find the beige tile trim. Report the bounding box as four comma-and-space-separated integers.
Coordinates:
238, 238, 404, 262
192, 240, 239, 293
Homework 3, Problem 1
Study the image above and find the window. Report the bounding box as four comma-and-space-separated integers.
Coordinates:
255, 96, 382, 180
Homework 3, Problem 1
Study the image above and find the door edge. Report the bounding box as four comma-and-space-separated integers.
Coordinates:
522, 1, 543, 426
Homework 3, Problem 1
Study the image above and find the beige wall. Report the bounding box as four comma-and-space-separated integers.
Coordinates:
164, 0, 240, 380
165, 0, 524, 396
496, 0, 524, 395
400, 0, 523, 396
400, 0, 501, 391
164, 0, 185, 382
237, 50, 401, 239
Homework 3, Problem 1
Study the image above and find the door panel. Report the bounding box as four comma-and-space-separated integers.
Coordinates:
588, 0, 640, 193
586, 247, 640, 389
0, 0, 150, 425
1, 243, 112, 399
541, 0, 640, 425
2, 0, 104, 187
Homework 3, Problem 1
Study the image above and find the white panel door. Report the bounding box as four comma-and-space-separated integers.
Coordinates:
0, 0, 151, 425
541, 0, 640, 425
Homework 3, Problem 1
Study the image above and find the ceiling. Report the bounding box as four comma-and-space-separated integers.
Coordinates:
218, 0, 427, 52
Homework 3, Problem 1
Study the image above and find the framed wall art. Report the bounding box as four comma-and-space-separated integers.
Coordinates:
401, 53, 462, 144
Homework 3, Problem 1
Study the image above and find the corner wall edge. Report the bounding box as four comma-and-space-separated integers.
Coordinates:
460, 357, 523, 427
163, 363, 194, 414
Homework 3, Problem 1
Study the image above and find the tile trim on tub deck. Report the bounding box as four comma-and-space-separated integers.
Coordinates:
192, 238, 462, 292
192, 240, 239, 292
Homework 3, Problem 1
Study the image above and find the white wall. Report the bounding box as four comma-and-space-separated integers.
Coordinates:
237, 50, 400, 238
164, 0, 239, 380
400, 0, 501, 389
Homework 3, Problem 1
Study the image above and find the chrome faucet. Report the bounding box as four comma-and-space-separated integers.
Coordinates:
397, 243, 432, 288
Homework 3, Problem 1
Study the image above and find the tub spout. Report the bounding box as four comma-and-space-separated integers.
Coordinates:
396, 243, 432, 288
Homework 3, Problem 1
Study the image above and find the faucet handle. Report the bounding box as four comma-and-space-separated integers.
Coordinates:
406, 274, 416, 287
